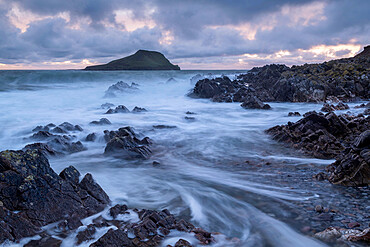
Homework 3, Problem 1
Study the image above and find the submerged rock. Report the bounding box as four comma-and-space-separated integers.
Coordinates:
90, 118, 112, 125
104, 127, 152, 159
101, 102, 115, 109
104, 81, 139, 97
288, 112, 301, 116
105, 105, 130, 114
315, 227, 370, 243
132, 106, 147, 112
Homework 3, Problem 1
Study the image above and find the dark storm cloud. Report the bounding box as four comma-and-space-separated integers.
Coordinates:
0, 0, 369, 67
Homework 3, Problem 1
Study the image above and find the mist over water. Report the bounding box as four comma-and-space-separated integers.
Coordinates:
2, 69, 361, 246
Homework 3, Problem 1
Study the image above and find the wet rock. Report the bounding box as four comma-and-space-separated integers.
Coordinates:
104, 127, 152, 159
315, 227, 370, 243
31, 130, 54, 140
174, 239, 193, 247
185, 111, 195, 115
153, 125, 177, 129
0, 149, 110, 244
59, 122, 83, 132
109, 204, 128, 219
90, 229, 133, 247
132, 106, 147, 112
90, 118, 112, 125
105, 105, 130, 114
51, 126, 67, 134
85, 133, 97, 142
266, 111, 370, 186
347, 222, 361, 228
321, 102, 349, 112
24, 236, 62, 247
288, 112, 301, 116
32, 125, 49, 132
76, 224, 97, 244
364, 108, 370, 115
184, 116, 195, 121
152, 161, 160, 166
23, 142, 57, 156
241, 96, 271, 109
104, 81, 139, 98
315, 205, 324, 213
101, 102, 115, 109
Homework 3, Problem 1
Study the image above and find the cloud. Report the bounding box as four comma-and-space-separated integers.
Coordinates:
0, 0, 369, 69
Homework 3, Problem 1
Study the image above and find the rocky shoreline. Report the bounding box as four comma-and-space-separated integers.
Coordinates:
0, 149, 214, 246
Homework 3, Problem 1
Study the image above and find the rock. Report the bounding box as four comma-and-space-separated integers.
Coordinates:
354, 102, 370, 108
101, 102, 115, 109
353, 130, 370, 148
321, 102, 349, 112
152, 161, 160, 166
184, 116, 195, 121
174, 239, 193, 247
348, 222, 361, 228
288, 112, 301, 116
185, 111, 196, 115
105, 105, 130, 114
32, 125, 49, 132
104, 81, 139, 97
109, 204, 128, 219
23, 142, 57, 156
59, 122, 83, 132
90, 118, 112, 125
315, 205, 324, 213
31, 130, 54, 140
132, 106, 147, 112
364, 108, 370, 115
0, 149, 110, 244
104, 127, 152, 159
76, 224, 96, 244
24, 236, 62, 247
85, 133, 97, 142
153, 125, 177, 129
315, 227, 370, 243
90, 229, 133, 247
241, 96, 271, 109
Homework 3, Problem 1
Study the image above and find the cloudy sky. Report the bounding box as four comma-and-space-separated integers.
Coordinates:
0, 0, 369, 70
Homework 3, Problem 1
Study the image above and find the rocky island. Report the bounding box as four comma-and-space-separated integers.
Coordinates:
84, 50, 180, 71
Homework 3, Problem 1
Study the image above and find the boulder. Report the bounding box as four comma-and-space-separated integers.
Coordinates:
90, 118, 112, 125
104, 127, 152, 159
104, 81, 139, 97
241, 96, 271, 110
105, 105, 130, 114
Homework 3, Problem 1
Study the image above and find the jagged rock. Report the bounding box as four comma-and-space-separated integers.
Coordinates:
23, 142, 56, 156
90, 118, 112, 125
0, 150, 110, 244
76, 224, 97, 244
288, 112, 301, 116
132, 106, 147, 112
104, 127, 152, 159
184, 116, 195, 121
24, 237, 62, 247
321, 102, 349, 112
241, 96, 271, 109
90, 229, 133, 247
104, 81, 139, 97
105, 105, 130, 114
174, 239, 193, 247
267, 111, 370, 186
85, 133, 97, 142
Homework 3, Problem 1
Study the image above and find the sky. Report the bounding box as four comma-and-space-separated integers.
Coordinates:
0, 0, 369, 70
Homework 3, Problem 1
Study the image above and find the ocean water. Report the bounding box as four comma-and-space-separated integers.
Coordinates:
0, 70, 367, 247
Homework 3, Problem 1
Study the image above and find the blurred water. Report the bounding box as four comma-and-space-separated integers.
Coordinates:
1, 69, 361, 246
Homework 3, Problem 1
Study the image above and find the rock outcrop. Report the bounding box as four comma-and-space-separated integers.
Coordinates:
84, 50, 180, 71
266, 111, 370, 186
104, 127, 152, 159
0, 149, 110, 243
191, 45, 370, 104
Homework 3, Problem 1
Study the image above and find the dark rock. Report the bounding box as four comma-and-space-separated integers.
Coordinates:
315, 205, 324, 213
0, 150, 110, 244
185, 111, 196, 115
174, 239, 193, 247
90, 118, 112, 125
132, 106, 147, 112
109, 204, 128, 219
31, 130, 54, 140
321, 102, 349, 112
288, 112, 301, 116
51, 126, 68, 133
105, 105, 130, 114
59, 122, 83, 132
23, 143, 57, 156
85, 133, 97, 142
241, 96, 271, 109
184, 116, 195, 121
90, 229, 133, 247
152, 161, 160, 166
76, 224, 96, 245
153, 125, 177, 129
32, 125, 49, 132
24, 236, 62, 247
104, 127, 152, 159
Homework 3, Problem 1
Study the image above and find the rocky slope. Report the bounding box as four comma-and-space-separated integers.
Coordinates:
84, 50, 180, 71
190, 45, 369, 107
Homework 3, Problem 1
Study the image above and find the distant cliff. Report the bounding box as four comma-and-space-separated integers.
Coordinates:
84, 50, 180, 71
